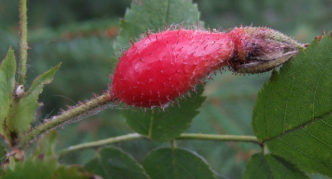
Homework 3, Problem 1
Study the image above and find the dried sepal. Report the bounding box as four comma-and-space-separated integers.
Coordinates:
229, 27, 304, 73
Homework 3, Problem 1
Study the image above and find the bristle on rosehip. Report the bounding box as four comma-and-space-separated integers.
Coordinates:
110, 27, 303, 107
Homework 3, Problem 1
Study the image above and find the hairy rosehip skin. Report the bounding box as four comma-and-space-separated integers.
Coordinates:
111, 27, 303, 107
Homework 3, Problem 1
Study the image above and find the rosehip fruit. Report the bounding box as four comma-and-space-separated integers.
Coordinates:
111, 27, 303, 107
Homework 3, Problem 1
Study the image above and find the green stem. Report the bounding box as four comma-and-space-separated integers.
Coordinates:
170, 140, 176, 149
58, 133, 260, 157
177, 133, 260, 143
262, 143, 269, 155
20, 94, 113, 148
18, 0, 28, 84
59, 133, 143, 157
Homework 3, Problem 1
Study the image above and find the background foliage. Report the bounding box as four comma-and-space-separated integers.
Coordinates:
0, 0, 332, 178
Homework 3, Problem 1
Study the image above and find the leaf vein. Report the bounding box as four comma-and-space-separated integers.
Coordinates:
282, 78, 294, 133
275, 136, 332, 169
305, 130, 332, 150
263, 110, 332, 143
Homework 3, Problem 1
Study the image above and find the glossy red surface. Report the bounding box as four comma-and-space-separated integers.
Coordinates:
111, 29, 235, 107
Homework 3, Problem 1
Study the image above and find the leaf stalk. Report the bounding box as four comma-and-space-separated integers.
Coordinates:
58, 133, 260, 157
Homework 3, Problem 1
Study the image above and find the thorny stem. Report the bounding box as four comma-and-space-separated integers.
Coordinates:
20, 94, 113, 148
18, 0, 28, 84
58, 133, 260, 157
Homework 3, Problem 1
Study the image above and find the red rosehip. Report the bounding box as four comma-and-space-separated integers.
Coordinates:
111, 27, 303, 107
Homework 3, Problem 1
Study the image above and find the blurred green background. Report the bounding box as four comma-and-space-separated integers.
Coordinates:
0, 0, 331, 178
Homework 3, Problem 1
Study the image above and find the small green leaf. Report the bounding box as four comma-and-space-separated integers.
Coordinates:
142, 148, 216, 179
1, 157, 91, 179
1, 158, 56, 179
253, 35, 332, 176
0, 136, 9, 165
0, 48, 16, 135
124, 85, 206, 141
245, 153, 309, 179
34, 131, 57, 159
7, 63, 61, 134
0, 142, 7, 164
53, 165, 93, 179
113, 0, 202, 56
85, 147, 149, 179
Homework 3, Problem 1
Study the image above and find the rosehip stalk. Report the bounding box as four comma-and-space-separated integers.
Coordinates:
111, 27, 303, 107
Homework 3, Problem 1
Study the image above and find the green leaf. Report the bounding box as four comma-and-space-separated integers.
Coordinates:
0, 136, 9, 165
0, 48, 16, 135
142, 147, 216, 179
124, 85, 206, 141
253, 35, 332, 176
53, 165, 93, 179
113, 0, 202, 56
34, 131, 57, 159
0, 142, 7, 164
1, 158, 56, 179
85, 147, 150, 179
1, 157, 91, 179
245, 153, 308, 179
7, 63, 61, 134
